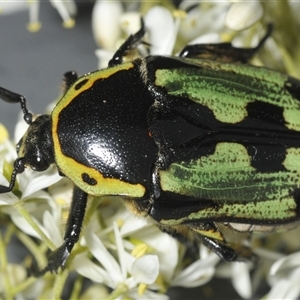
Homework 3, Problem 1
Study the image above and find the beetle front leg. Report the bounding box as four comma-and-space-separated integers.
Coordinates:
33, 186, 87, 276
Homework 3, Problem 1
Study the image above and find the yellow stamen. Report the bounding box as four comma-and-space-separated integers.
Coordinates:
27, 22, 42, 32
138, 283, 147, 295
173, 9, 187, 19
63, 18, 75, 29
131, 243, 149, 258
116, 218, 124, 228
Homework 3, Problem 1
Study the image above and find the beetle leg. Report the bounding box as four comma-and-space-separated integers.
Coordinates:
199, 235, 238, 261
190, 223, 255, 262
179, 24, 273, 63
33, 186, 87, 276
0, 87, 32, 124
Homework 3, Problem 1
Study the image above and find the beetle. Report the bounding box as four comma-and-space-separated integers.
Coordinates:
1, 22, 300, 276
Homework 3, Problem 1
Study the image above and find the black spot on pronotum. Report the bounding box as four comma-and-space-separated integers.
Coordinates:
75, 79, 89, 90
81, 173, 97, 185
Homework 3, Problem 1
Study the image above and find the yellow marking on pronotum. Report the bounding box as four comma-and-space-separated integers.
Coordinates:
51, 62, 145, 197
53, 152, 145, 197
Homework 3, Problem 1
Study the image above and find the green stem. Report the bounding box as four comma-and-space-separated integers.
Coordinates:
11, 277, 37, 296
69, 275, 83, 299
13, 200, 56, 250
108, 283, 128, 300
16, 230, 47, 269
51, 268, 69, 300
0, 230, 13, 300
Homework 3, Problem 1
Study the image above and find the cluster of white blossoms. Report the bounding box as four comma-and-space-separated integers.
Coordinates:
1, 1, 300, 299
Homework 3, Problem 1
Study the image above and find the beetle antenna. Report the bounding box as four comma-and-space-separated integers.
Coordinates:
108, 18, 146, 67
0, 87, 32, 125
0, 158, 26, 193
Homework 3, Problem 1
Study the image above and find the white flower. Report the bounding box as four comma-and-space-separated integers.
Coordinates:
0, 115, 62, 245
266, 252, 300, 299
2, 0, 74, 32
171, 246, 220, 288
225, 1, 263, 31
178, 2, 229, 43
92, 0, 124, 51
216, 261, 252, 299
74, 221, 161, 298
93, 5, 180, 68
144, 6, 180, 56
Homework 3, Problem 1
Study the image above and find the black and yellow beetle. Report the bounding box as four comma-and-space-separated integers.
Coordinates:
1, 22, 300, 275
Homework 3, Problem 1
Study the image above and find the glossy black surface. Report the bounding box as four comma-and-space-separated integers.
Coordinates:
57, 63, 157, 188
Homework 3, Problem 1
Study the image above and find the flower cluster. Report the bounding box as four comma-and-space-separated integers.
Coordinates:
0, 0, 76, 31
1, 1, 300, 299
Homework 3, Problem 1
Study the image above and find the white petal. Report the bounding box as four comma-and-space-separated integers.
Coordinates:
84, 229, 123, 283
187, 33, 221, 46
73, 253, 114, 286
225, 2, 263, 31
0, 192, 18, 205
127, 288, 169, 300
20, 166, 61, 199
11, 213, 45, 239
144, 6, 177, 55
14, 114, 29, 144
27, 0, 40, 27
50, 0, 77, 18
43, 210, 63, 247
48, 177, 73, 206
267, 267, 300, 300
119, 12, 141, 36
285, 268, 300, 299
95, 49, 114, 69
269, 251, 300, 277
49, 0, 76, 20
92, 0, 123, 50
113, 222, 127, 278
171, 253, 219, 287
132, 225, 178, 282
131, 255, 159, 284
0, 173, 18, 205
179, 4, 228, 41
231, 263, 252, 299
120, 216, 149, 237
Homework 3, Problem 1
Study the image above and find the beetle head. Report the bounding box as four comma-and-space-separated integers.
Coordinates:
17, 114, 54, 172
0, 87, 54, 193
